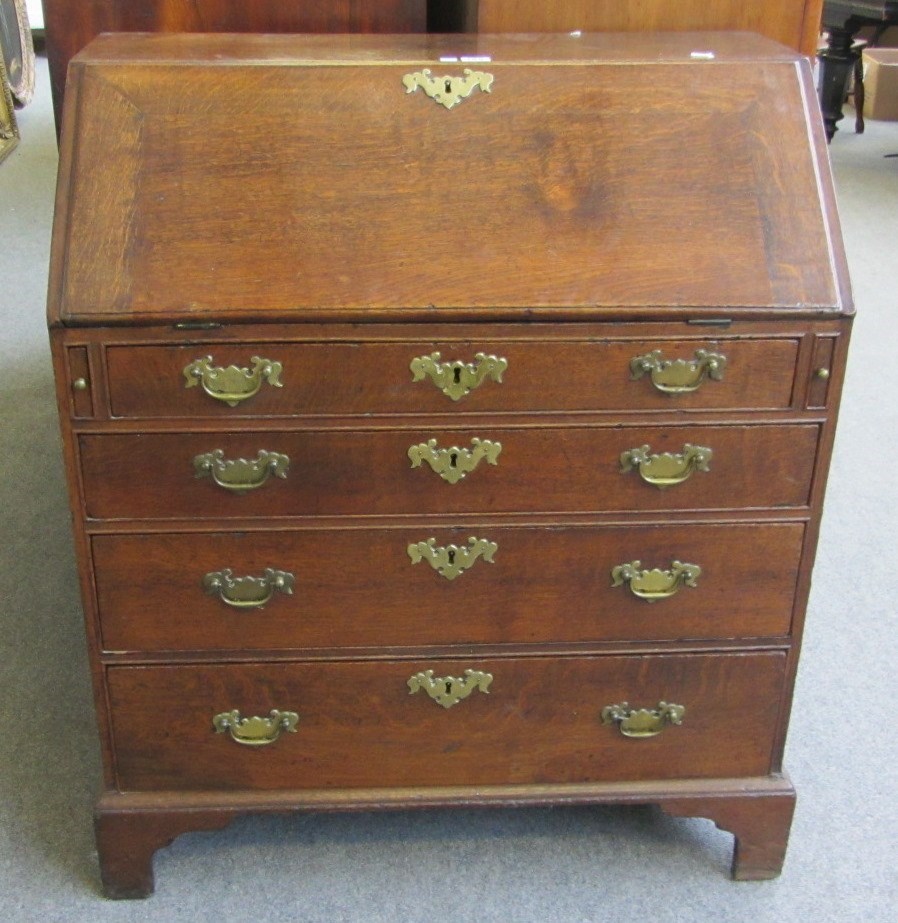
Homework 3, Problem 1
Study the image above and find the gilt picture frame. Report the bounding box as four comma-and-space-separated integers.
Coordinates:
0, 52, 18, 164
0, 0, 33, 106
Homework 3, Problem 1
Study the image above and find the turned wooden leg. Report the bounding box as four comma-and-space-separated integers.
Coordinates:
95, 806, 234, 899
854, 54, 865, 134
661, 787, 796, 880
818, 26, 863, 142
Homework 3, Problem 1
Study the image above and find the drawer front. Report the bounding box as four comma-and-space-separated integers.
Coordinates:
105, 337, 799, 418
93, 523, 804, 652
79, 424, 818, 520
107, 652, 786, 791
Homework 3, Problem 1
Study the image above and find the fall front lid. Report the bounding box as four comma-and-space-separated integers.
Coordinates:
49, 32, 848, 325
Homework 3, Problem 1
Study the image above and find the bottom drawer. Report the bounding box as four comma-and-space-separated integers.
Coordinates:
107, 653, 785, 792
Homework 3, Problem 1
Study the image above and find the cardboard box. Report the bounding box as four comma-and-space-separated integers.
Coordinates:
862, 48, 898, 121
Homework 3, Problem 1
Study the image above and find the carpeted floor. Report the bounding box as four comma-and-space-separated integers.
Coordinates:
1, 55, 896, 922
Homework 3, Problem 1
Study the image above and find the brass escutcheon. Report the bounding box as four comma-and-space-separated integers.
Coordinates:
408, 437, 501, 484
630, 349, 727, 394
620, 443, 712, 488
203, 568, 295, 608
410, 352, 508, 401
408, 669, 493, 709
408, 536, 497, 581
601, 702, 685, 738
183, 356, 283, 406
193, 449, 290, 492
402, 68, 493, 110
611, 560, 701, 602
212, 709, 299, 746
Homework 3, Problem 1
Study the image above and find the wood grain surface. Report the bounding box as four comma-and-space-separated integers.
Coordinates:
44, 33, 853, 892
51, 34, 842, 326
77, 423, 820, 520
42, 0, 427, 129
91, 522, 804, 651
106, 652, 786, 790
104, 336, 800, 418
476, 1, 824, 55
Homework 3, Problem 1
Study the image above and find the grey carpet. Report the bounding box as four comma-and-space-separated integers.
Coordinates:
1, 56, 896, 922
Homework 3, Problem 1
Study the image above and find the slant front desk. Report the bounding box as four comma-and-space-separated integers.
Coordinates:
48, 33, 852, 898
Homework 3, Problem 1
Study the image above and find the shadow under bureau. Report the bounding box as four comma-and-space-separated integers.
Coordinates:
48, 32, 852, 898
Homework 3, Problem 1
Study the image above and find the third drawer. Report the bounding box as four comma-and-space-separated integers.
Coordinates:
92, 522, 805, 652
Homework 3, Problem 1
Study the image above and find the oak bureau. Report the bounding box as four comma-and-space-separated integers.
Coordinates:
48, 32, 852, 897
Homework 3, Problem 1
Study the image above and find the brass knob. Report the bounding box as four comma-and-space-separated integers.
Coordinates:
815, 368, 830, 380
72, 378, 88, 391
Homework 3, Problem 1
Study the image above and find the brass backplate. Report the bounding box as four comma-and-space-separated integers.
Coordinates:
193, 449, 290, 491
408, 536, 497, 580
601, 701, 685, 738
402, 69, 493, 110
183, 355, 283, 406
212, 709, 299, 746
410, 351, 507, 401
408, 437, 501, 484
620, 443, 712, 488
203, 568, 295, 608
408, 669, 493, 708
611, 560, 701, 602
630, 349, 727, 393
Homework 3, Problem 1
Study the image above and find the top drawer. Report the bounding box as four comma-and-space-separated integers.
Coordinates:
104, 337, 799, 418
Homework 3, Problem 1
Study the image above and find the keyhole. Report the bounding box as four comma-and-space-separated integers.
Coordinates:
445, 680, 453, 695
444, 79, 452, 94
449, 452, 458, 468
447, 549, 456, 565
453, 367, 462, 384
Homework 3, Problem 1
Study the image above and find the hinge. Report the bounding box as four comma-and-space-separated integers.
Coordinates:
685, 318, 733, 328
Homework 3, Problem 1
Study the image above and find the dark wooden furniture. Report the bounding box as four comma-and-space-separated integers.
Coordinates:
40, 0, 427, 131
474, 0, 825, 55
818, 1, 898, 139
49, 32, 852, 898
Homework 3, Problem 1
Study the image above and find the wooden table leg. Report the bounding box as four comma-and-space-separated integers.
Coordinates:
818, 25, 863, 142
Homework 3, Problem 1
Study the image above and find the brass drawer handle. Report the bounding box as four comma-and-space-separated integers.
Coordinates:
183, 356, 283, 406
611, 560, 701, 602
408, 536, 497, 581
408, 669, 493, 709
203, 568, 295, 608
212, 709, 299, 746
601, 702, 685, 738
630, 349, 727, 394
620, 443, 712, 488
408, 437, 501, 484
410, 352, 508, 401
402, 68, 493, 110
193, 449, 290, 492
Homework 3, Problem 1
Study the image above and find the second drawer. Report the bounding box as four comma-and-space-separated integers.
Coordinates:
93, 522, 804, 652
79, 424, 819, 520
